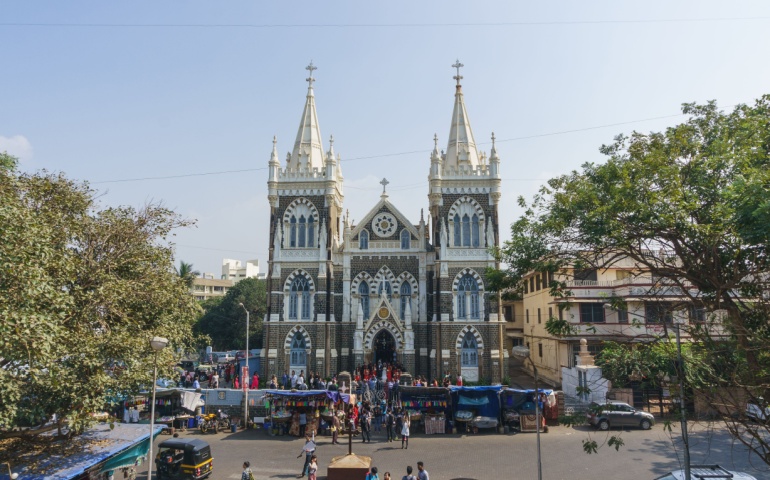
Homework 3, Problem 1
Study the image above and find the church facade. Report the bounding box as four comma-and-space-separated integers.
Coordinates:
261, 62, 506, 383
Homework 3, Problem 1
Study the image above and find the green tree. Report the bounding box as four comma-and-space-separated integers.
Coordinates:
491, 96, 770, 462
194, 277, 267, 351
175, 260, 200, 289
0, 152, 17, 171
0, 167, 201, 439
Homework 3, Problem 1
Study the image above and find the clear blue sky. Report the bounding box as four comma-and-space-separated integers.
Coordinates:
3, 1, 770, 276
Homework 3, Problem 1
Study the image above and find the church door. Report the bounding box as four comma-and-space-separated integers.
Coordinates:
373, 330, 396, 364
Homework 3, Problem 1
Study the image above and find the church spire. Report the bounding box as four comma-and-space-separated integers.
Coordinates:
444, 59, 480, 171
289, 61, 325, 171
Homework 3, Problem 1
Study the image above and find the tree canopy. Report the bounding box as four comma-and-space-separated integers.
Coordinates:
194, 277, 267, 351
0, 160, 201, 439
491, 96, 770, 461
175, 260, 200, 289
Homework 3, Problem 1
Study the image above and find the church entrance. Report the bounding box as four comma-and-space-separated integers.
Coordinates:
373, 330, 396, 364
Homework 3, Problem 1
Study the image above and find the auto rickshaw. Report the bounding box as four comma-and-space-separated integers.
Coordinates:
155, 438, 213, 479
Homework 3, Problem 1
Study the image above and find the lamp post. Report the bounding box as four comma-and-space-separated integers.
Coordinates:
2, 462, 19, 479
603, 303, 691, 480
148, 336, 169, 480
511, 345, 542, 480
240, 302, 250, 429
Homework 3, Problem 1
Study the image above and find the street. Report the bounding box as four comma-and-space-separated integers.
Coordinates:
137, 419, 769, 480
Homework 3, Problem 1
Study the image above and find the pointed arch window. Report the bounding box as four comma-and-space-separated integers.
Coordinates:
400, 282, 411, 319
401, 230, 410, 250
457, 274, 480, 319
289, 276, 311, 320
290, 332, 307, 368
462, 215, 471, 247
298, 216, 307, 247
461, 332, 478, 367
378, 280, 392, 301
359, 231, 369, 250
454, 214, 461, 246
307, 217, 315, 248
359, 281, 370, 319
471, 214, 480, 247
290, 217, 297, 248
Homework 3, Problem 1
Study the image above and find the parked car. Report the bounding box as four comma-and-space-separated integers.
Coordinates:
587, 401, 655, 431
654, 464, 757, 479
746, 398, 769, 423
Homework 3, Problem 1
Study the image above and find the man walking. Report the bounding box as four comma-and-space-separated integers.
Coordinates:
241, 461, 254, 480
361, 408, 371, 443
385, 409, 395, 442
297, 433, 316, 478
416, 461, 429, 480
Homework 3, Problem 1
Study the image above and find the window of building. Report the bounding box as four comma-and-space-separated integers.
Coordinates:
359, 281, 370, 319
542, 272, 548, 289
290, 216, 297, 248
461, 332, 478, 367
471, 214, 480, 247
579, 303, 605, 323
536, 275, 541, 291
359, 230, 369, 250
290, 332, 306, 368
526, 309, 529, 323
618, 308, 628, 323
548, 307, 553, 321
503, 305, 513, 322
524, 282, 528, 294
453, 213, 481, 247
454, 214, 461, 246
462, 215, 471, 246
400, 230, 410, 249
690, 305, 706, 322
529, 277, 535, 292
537, 308, 542, 324
645, 302, 674, 324
400, 283, 411, 319
289, 276, 311, 320
378, 280, 392, 300
558, 307, 563, 320
298, 215, 307, 247
574, 269, 598, 282
457, 274, 480, 319
538, 343, 543, 358
307, 217, 314, 248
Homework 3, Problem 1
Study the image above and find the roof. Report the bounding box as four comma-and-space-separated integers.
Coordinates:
157, 438, 210, 452
288, 64, 325, 171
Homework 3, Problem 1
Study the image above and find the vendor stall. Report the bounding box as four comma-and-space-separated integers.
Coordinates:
264, 390, 351, 437
450, 385, 503, 433
397, 386, 451, 435
500, 388, 555, 433
150, 389, 205, 432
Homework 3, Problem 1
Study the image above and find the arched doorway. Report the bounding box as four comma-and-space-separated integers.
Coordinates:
373, 330, 396, 364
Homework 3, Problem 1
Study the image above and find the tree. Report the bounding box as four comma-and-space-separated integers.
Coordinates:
491, 96, 770, 463
0, 152, 17, 171
194, 277, 267, 351
0, 163, 201, 439
176, 260, 200, 289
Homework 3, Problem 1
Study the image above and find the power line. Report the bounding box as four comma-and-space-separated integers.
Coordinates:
2, 17, 769, 28
90, 110, 694, 185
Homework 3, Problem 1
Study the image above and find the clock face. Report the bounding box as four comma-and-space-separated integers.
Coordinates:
372, 213, 397, 237
378, 306, 390, 319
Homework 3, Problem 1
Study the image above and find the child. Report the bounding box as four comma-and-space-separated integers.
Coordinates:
384, 473, 391, 480
365, 466, 379, 480
308, 454, 318, 480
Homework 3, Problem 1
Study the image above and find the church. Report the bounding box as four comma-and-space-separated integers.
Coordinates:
261, 62, 506, 384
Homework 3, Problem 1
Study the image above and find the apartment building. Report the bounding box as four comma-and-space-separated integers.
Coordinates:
192, 277, 234, 301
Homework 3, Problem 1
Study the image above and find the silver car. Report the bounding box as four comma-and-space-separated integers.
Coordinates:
654, 464, 757, 479
587, 401, 655, 431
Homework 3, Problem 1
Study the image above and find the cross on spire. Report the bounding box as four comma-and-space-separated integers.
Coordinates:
452, 59, 464, 86
491, 132, 496, 149
305, 61, 317, 86
380, 177, 390, 195
433, 133, 439, 149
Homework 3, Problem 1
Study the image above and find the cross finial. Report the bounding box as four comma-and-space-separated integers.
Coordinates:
273, 135, 277, 146
329, 134, 334, 147
491, 132, 496, 148
433, 133, 438, 148
380, 177, 390, 195
452, 59, 464, 86
305, 61, 317, 86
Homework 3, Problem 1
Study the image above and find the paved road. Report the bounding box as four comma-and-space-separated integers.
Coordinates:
137, 419, 769, 480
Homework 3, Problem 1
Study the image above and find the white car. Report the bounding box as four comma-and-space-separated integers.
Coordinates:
654, 464, 757, 480
746, 401, 769, 422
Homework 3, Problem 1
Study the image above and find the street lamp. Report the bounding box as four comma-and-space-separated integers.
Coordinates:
511, 345, 542, 480
239, 302, 250, 429
147, 336, 168, 480
603, 303, 692, 480
2, 462, 18, 479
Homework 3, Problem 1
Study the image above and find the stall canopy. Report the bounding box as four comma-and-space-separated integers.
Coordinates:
450, 385, 503, 418
264, 389, 351, 404
398, 386, 451, 409
500, 388, 554, 411
155, 388, 205, 412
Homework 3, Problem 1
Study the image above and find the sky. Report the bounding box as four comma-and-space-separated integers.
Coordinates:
2, 1, 770, 277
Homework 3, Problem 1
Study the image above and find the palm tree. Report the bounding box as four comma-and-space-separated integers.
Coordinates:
176, 260, 200, 289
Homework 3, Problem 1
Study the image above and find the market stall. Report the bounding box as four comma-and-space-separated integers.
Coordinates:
264, 390, 351, 437
151, 389, 205, 432
500, 388, 555, 433
397, 386, 451, 434
450, 385, 503, 433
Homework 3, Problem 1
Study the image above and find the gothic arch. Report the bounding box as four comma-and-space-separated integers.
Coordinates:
452, 268, 484, 292
364, 320, 403, 351
374, 267, 397, 294
283, 325, 312, 351
351, 272, 374, 296
283, 270, 316, 292
448, 196, 486, 222
283, 197, 320, 223
395, 272, 418, 295
455, 325, 484, 351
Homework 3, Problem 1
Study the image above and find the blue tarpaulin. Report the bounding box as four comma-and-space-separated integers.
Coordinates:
449, 386, 502, 418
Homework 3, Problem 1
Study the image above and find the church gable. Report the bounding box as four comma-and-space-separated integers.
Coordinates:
351, 196, 420, 243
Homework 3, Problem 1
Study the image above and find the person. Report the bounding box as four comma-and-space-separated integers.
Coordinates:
384, 472, 391, 480
332, 410, 341, 445
385, 408, 395, 442
299, 411, 307, 437
291, 370, 298, 389
210, 372, 219, 389
192, 377, 200, 390
269, 375, 278, 389
402, 465, 416, 480
234, 376, 240, 390
308, 454, 318, 480
241, 461, 254, 480
395, 408, 403, 440
297, 433, 316, 478
456, 372, 463, 387
366, 466, 379, 480
252, 372, 259, 390
400, 415, 410, 449
361, 408, 371, 443
283, 370, 290, 389
416, 461, 429, 480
